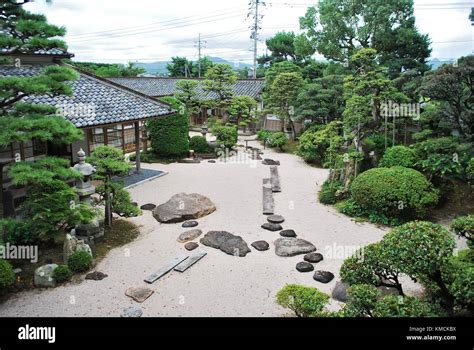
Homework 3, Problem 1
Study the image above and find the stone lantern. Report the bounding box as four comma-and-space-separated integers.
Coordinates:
201, 123, 208, 139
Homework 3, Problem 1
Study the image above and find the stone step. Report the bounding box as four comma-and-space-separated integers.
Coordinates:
174, 252, 207, 272
263, 178, 274, 215
270, 165, 281, 192
144, 255, 189, 283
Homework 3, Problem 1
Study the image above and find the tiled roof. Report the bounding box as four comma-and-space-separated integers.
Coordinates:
0, 65, 174, 128
0, 48, 74, 57
106, 77, 266, 100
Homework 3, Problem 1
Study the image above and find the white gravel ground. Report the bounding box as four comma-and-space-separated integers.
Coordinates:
0, 137, 393, 317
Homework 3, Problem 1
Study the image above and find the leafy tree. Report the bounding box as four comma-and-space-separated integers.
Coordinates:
174, 80, 200, 115
227, 95, 257, 130
70, 61, 145, 77
419, 56, 474, 138
166, 56, 193, 77
88, 146, 134, 227
212, 125, 237, 149
203, 64, 237, 109
299, 0, 431, 77
191, 56, 214, 78
267, 72, 304, 139
261, 31, 315, 66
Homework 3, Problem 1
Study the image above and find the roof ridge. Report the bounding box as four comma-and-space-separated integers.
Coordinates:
107, 76, 265, 81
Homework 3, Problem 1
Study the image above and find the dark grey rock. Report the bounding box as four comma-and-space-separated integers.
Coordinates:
304, 252, 323, 263
200, 231, 251, 257
332, 281, 349, 302
280, 229, 297, 238
208, 160, 216, 163
85, 271, 108, 281
182, 220, 199, 228
262, 159, 280, 165
261, 223, 283, 231
185, 242, 199, 251
140, 203, 156, 211
251, 240, 269, 251
267, 215, 284, 224
121, 305, 143, 318
296, 261, 314, 272
177, 229, 202, 243
153, 193, 216, 223
274, 238, 316, 257
313, 271, 334, 284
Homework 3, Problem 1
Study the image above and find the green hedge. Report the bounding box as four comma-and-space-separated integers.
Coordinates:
189, 136, 210, 153
68, 251, 93, 273
379, 145, 418, 168
0, 260, 15, 292
350, 166, 439, 220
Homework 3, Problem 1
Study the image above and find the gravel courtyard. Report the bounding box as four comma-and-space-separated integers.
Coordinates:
0, 137, 389, 317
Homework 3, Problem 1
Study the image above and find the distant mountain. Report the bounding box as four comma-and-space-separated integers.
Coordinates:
427, 59, 455, 70
134, 56, 252, 76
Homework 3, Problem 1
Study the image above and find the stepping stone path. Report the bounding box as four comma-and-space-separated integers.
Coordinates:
125, 287, 154, 303
262, 159, 280, 165
153, 193, 216, 223
182, 221, 199, 228
313, 271, 334, 284
140, 203, 156, 211
262, 178, 274, 215
270, 166, 281, 192
185, 242, 199, 251
304, 252, 323, 263
251, 240, 270, 251
121, 305, 143, 318
177, 229, 202, 243
274, 238, 316, 257
200, 231, 251, 257
85, 271, 108, 281
280, 229, 297, 238
332, 281, 349, 302
296, 261, 314, 272
267, 215, 285, 224
261, 223, 283, 231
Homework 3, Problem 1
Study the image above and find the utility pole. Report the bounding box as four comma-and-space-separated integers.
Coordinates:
195, 33, 206, 78
249, 0, 265, 79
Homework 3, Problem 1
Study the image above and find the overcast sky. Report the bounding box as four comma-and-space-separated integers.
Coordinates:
25, 0, 473, 64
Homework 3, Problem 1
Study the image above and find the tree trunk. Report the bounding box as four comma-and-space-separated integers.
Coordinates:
0, 163, 4, 219
432, 270, 455, 315
288, 118, 296, 140
104, 175, 112, 227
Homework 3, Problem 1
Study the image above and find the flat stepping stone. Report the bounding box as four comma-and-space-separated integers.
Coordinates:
304, 252, 323, 263
140, 203, 156, 211
274, 238, 316, 257
182, 221, 199, 228
296, 262, 314, 272
261, 223, 283, 231
177, 229, 202, 243
208, 160, 216, 163
270, 166, 281, 192
251, 240, 269, 251
200, 231, 251, 257
121, 305, 142, 317
262, 178, 274, 215
313, 271, 334, 284
262, 159, 280, 165
174, 252, 207, 272
125, 287, 154, 303
185, 242, 199, 251
85, 271, 108, 281
280, 229, 297, 238
144, 255, 188, 283
267, 215, 284, 224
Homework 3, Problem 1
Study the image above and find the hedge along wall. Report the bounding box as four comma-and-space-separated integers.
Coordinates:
147, 97, 189, 158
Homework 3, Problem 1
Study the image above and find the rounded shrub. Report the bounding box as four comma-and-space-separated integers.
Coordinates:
212, 125, 238, 149
68, 251, 93, 273
319, 180, 343, 205
350, 166, 439, 219
276, 284, 330, 317
0, 259, 15, 291
53, 265, 72, 283
372, 295, 438, 317
269, 132, 287, 149
342, 284, 380, 317
451, 215, 474, 244
379, 145, 418, 168
189, 136, 210, 153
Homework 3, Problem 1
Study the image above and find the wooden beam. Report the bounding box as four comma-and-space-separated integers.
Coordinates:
134, 121, 141, 173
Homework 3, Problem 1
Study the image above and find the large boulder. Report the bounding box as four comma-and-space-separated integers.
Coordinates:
200, 231, 251, 257
153, 193, 216, 223
332, 281, 349, 302
34, 264, 58, 288
63, 234, 92, 263
274, 238, 316, 257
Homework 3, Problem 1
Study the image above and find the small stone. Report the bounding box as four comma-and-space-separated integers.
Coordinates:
85, 271, 108, 281
185, 242, 199, 251
208, 160, 216, 163
304, 252, 323, 263
262, 159, 280, 166
125, 287, 154, 303
313, 271, 334, 284
296, 261, 314, 272
132, 202, 138, 206
121, 305, 143, 318
34, 264, 58, 288
13, 268, 22, 274
267, 215, 285, 224
182, 221, 199, 228
177, 229, 203, 243
261, 223, 283, 232
140, 203, 156, 211
332, 281, 349, 302
251, 240, 269, 251
280, 229, 297, 238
